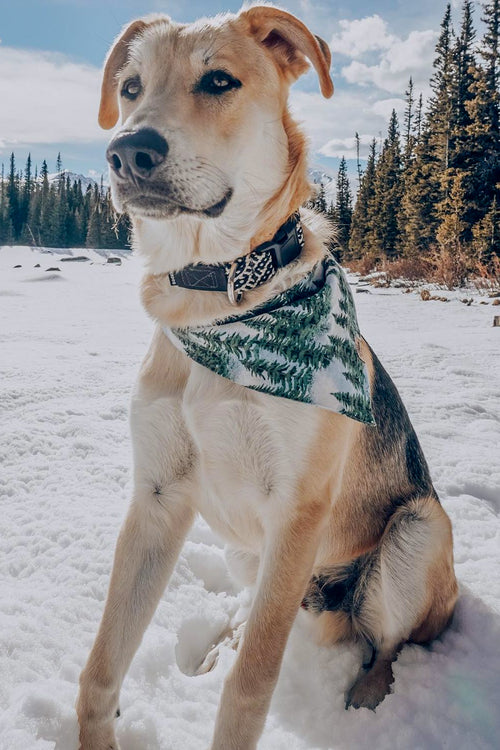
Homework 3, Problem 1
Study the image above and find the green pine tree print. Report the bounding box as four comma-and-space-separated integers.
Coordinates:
168, 257, 375, 425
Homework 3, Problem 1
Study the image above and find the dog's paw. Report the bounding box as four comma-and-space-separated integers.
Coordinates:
78, 723, 120, 750
195, 622, 246, 675
345, 661, 393, 711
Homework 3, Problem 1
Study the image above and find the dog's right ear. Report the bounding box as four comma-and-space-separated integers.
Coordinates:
98, 19, 148, 130
240, 6, 333, 98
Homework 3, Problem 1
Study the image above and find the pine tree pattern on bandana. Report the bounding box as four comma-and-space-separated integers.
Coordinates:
164, 257, 376, 425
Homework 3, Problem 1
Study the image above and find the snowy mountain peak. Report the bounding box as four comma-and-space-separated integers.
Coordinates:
47, 171, 107, 191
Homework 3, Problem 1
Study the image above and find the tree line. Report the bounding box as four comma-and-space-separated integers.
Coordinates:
312, 0, 499, 281
0, 153, 129, 249
1, 0, 498, 275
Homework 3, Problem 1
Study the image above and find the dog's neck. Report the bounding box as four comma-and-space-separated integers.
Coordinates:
136, 111, 330, 329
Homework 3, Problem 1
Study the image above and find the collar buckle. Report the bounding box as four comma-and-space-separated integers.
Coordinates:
227, 261, 244, 306
169, 212, 304, 300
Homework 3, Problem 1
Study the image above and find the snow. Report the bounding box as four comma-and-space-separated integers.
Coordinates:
1, 245, 499, 750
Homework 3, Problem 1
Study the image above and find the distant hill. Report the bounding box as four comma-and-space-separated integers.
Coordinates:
309, 168, 335, 204
47, 171, 108, 191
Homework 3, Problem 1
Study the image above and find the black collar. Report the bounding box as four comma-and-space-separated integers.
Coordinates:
168, 212, 304, 304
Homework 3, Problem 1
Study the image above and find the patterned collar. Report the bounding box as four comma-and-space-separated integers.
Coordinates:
164, 257, 375, 425
168, 212, 304, 305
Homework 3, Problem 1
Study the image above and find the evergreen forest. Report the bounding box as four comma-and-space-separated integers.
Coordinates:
0, 153, 129, 250
0, 1, 498, 284
312, 0, 500, 283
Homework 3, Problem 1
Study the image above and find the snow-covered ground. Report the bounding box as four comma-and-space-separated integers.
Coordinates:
1, 245, 499, 750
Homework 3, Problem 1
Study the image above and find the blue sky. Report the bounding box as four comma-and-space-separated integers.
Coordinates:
0, 0, 482, 183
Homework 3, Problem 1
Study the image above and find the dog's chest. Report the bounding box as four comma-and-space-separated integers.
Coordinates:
181, 363, 319, 550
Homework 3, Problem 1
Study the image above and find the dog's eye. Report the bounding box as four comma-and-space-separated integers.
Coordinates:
195, 70, 241, 96
121, 77, 142, 100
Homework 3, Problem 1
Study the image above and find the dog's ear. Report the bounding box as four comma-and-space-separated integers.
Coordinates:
241, 6, 333, 98
99, 19, 148, 129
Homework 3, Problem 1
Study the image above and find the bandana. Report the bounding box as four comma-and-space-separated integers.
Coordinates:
164, 257, 375, 425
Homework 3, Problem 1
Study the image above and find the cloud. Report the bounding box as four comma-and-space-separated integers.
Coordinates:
289, 87, 398, 162
340, 27, 437, 95
0, 46, 107, 148
330, 15, 398, 58
371, 97, 405, 121
318, 133, 375, 160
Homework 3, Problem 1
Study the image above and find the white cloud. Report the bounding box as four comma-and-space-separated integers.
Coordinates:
318, 133, 375, 160
370, 97, 405, 120
289, 89, 366, 152
329, 15, 397, 58
289, 87, 398, 161
0, 46, 107, 147
341, 28, 437, 95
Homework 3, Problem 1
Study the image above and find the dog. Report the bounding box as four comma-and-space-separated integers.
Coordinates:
77, 6, 458, 749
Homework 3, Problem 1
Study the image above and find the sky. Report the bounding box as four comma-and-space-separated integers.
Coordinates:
0, 0, 484, 184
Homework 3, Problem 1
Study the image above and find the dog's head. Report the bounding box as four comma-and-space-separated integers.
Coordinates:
99, 5, 333, 267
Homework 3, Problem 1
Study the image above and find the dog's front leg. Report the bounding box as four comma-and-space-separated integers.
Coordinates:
77, 487, 195, 750
210, 499, 328, 750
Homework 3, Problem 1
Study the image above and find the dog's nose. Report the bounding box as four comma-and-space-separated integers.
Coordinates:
106, 128, 168, 179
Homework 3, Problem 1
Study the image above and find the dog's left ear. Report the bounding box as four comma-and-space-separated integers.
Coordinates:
241, 6, 333, 98
99, 19, 149, 129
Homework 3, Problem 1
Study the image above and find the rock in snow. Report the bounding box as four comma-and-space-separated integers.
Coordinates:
0, 245, 499, 750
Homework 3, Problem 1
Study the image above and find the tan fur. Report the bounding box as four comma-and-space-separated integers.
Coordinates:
240, 6, 333, 98
315, 609, 354, 646
78, 6, 457, 749
98, 20, 149, 129
410, 500, 458, 643
212, 497, 329, 749
138, 326, 191, 395
251, 110, 314, 248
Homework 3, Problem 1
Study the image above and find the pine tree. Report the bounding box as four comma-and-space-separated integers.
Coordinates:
480, 0, 500, 134
403, 77, 416, 164
423, 4, 467, 253
437, 171, 467, 255
465, 62, 500, 215
355, 132, 363, 188
39, 161, 58, 246
428, 4, 455, 176
57, 172, 69, 246
399, 144, 434, 257
349, 140, 377, 260
56, 152, 63, 188
7, 153, 21, 241
332, 157, 353, 256
27, 178, 41, 246
19, 153, 32, 240
372, 110, 403, 259
0, 163, 6, 244
115, 208, 131, 249
86, 184, 103, 247
472, 194, 500, 263
452, 0, 476, 147
314, 183, 327, 213
415, 94, 424, 142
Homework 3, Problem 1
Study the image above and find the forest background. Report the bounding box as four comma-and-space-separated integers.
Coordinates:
1, 1, 498, 287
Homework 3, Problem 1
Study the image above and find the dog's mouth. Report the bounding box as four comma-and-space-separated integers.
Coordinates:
119, 187, 233, 220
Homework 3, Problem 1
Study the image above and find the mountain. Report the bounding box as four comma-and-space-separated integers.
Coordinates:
308, 168, 335, 204
47, 171, 108, 191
